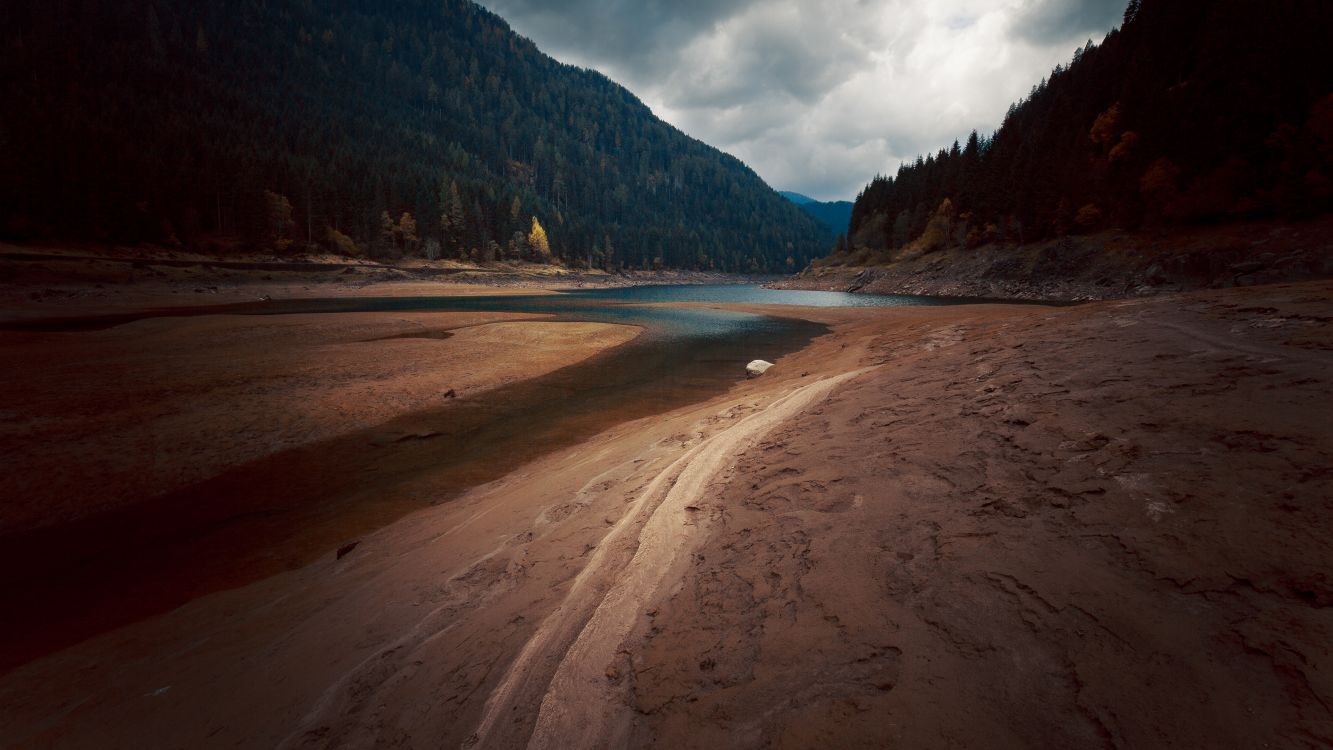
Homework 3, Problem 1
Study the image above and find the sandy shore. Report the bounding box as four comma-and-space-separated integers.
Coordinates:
0, 241, 768, 321
1, 279, 1328, 747
0, 311, 639, 532
0, 307, 642, 671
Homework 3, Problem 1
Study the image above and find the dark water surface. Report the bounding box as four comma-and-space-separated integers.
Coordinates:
0, 285, 983, 670
2, 283, 1001, 333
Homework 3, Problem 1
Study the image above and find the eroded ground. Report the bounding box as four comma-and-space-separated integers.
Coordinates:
626, 283, 1333, 748
1, 281, 1330, 749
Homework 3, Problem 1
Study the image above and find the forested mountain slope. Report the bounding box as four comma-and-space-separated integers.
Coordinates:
781, 194, 854, 236
1, 0, 829, 271
845, 0, 1333, 259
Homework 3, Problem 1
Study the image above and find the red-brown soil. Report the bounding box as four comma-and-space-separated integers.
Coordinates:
0, 312, 637, 531
1, 279, 1328, 748
0, 307, 639, 671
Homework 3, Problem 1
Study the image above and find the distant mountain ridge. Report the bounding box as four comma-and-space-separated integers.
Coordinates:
780, 192, 854, 235
1, 0, 830, 271
778, 191, 816, 205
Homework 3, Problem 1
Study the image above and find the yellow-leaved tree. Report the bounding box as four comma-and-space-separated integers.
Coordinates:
528, 216, 551, 260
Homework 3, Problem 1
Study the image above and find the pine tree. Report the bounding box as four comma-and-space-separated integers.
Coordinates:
146, 6, 165, 57
441, 181, 464, 257
263, 190, 294, 251
398, 212, 418, 252
380, 210, 397, 251
1123, 0, 1142, 25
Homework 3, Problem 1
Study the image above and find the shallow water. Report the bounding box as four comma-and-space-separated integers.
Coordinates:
4, 283, 998, 335
557, 283, 992, 308
0, 284, 990, 668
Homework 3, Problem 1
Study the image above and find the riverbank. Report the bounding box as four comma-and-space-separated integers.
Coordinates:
1, 312, 640, 533
2, 279, 1329, 748
773, 216, 1333, 301
0, 241, 769, 320
0, 307, 641, 669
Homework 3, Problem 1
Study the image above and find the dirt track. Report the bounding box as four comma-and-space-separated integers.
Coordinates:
481, 368, 870, 749
1, 281, 1330, 749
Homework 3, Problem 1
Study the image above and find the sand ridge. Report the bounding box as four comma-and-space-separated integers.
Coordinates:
471, 367, 871, 749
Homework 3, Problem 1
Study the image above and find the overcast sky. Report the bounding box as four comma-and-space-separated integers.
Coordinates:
479, 0, 1125, 201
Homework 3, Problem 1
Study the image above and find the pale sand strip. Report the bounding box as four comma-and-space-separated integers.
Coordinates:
468, 367, 870, 749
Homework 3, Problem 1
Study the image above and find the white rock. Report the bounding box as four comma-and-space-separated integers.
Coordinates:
746, 359, 774, 378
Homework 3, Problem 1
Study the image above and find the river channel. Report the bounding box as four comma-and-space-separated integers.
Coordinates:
0, 284, 998, 668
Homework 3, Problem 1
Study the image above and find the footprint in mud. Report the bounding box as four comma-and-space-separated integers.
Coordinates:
820, 492, 865, 513
923, 325, 967, 351
805, 489, 860, 514
536, 502, 586, 525
580, 479, 617, 496
661, 432, 699, 449
744, 491, 793, 512
441, 554, 519, 601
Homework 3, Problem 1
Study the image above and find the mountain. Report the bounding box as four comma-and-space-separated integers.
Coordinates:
780, 193, 855, 236
778, 191, 815, 205
846, 0, 1333, 258
0, 0, 830, 272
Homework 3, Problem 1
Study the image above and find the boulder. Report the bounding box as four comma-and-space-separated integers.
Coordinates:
746, 359, 774, 378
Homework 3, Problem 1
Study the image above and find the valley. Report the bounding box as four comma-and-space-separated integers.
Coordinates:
2, 0, 1331, 746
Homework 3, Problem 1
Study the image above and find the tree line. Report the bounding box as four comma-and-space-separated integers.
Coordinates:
0, 0, 829, 271
838, 0, 1333, 263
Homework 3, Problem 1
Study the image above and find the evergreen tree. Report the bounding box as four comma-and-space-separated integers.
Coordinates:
843, 0, 1333, 259
263, 191, 294, 251
398, 212, 419, 253
0, 0, 832, 270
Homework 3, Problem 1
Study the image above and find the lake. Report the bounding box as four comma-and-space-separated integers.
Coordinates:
0, 284, 998, 665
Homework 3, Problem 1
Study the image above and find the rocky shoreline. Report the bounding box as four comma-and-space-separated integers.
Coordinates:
771, 217, 1333, 301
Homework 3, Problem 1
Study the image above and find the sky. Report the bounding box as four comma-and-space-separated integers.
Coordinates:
479, 0, 1126, 202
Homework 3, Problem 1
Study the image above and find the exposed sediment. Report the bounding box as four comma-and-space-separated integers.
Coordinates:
1, 280, 1330, 749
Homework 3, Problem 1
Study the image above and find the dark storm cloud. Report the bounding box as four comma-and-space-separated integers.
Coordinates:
482, 0, 756, 75
1010, 0, 1126, 44
480, 0, 1126, 201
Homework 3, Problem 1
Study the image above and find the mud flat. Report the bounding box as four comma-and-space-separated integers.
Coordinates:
0, 309, 639, 669
0, 312, 639, 531
2, 281, 1331, 748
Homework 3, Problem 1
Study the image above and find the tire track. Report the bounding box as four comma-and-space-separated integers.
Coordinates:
466, 367, 870, 749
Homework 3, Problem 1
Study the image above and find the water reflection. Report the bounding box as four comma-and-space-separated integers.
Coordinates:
0, 283, 1000, 666
557, 283, 988, 308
